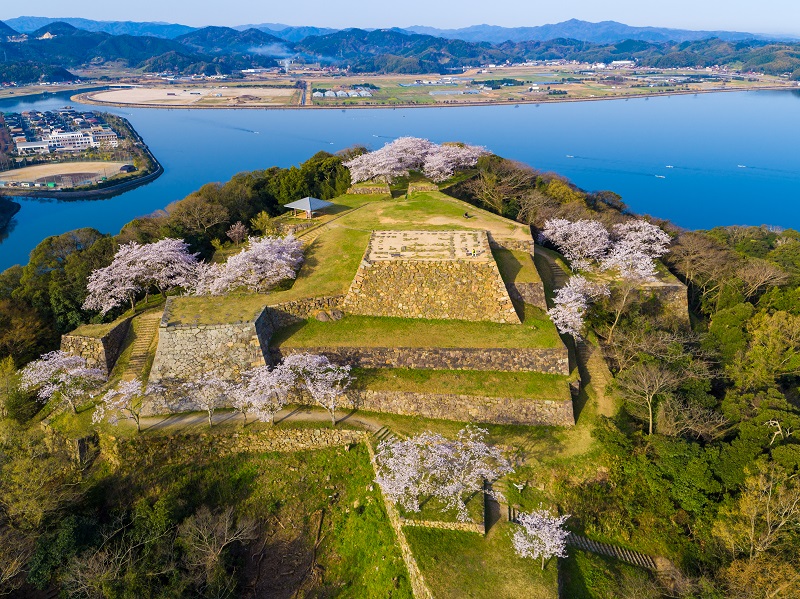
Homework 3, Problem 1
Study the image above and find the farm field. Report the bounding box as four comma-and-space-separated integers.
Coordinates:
80, 85, 300, 107
0, 160, 127, 184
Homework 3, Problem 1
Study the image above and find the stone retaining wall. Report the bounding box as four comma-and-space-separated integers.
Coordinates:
489, 237, 535, 254
645, 282, 690, 326
343, 259, 520, 324
365, 442, 434, 599
272, 345, 570, 375
347, 184, 390, 195
400, 518, 484, 534
407, 182, 439, 193
149, 309, 272, 383
101, 428, 366, 469
60, 317, 131, 374
506, 282, 547, 311
340, 389, 575, 426
267, 295, 345, 329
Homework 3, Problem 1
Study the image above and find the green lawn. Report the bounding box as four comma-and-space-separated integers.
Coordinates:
405, 524, 558, 599
493, 247, 542, 284
398, 490, 485, 525
354, 368, 572, 400
332, 191, 530, 241
272, 308, 562, 350
164, 293, 269, 326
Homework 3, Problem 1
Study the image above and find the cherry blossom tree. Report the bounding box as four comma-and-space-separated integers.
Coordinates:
601, 220, 672, 281
241, 364, 297, 425
83, 239, 199, 314
92, 378, 164, 433
191, 235, 304, 295
547, 275, 609, 339
83, 243, 147, 314
139, 238, 199, 296
344, 137, 487, 184
375, 426, 513, 522
19, 350, 105, 414
512, 508, 570, 570
181, 375, 231, 427
422, 143, 488, 182
282, 353, 352, 425
539, 218, 611, 271
226, 221, 248, 246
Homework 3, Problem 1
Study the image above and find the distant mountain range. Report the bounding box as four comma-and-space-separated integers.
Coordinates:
3, 16, 798, 44
1, 19, 799, 83
4, 16, 194, 39
403, 19, 800, 44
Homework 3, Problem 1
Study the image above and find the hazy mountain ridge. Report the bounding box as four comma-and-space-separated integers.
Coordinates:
1, 19, 799, 81
4, 16, 194, 38
404, 19, 798, 44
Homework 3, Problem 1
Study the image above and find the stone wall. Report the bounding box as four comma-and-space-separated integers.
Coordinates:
407, 182, 439, 193
645, 281, 690, 326
506, 282, 547, 311
343, 259, 520, 324
267, 295, 345, 329
347, 184, 390, 195
400, 518, 484, 535
488, 236, 535, 254
101, 429, 367, 468
272, 345, 570, 375
60, 317, 131, 374
148, 308, 272, 384
340, 389, 575, 426
365, 442, 434, 599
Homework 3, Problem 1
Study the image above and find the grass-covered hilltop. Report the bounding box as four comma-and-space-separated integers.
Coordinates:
0, 139, 799, 598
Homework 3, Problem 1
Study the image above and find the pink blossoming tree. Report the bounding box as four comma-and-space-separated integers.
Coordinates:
547, 276, 609, 339
240, 364, 297, 425
19, 350, 105, 414
375, 426, 513, 522
540, 219, 611, 271
344, 137, 487, 184
282, 353, 352, 425
180, 375, 231, 427
92, 378, 164, 433
512, 508, 570, 570
191, 235, 303, 295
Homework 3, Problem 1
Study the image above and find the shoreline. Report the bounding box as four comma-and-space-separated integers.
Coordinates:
70, 84, 796, 111
1, 116, 163, 201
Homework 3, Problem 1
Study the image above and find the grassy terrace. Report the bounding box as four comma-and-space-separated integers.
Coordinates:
272, 306, 562, 350
493, 247, 541, 285
406, 524, 558, 599
167, 191, 537, 325
353, 368, 572, 400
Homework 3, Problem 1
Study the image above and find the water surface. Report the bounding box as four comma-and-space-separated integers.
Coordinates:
1, 89, 799, 270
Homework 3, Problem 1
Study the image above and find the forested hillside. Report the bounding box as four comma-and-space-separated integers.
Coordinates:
2, 20, 800, 79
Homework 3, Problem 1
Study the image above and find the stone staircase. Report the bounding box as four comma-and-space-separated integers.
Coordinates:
120, 313, 161, 381
566, 532, 658, 571
372, 425, 401, 446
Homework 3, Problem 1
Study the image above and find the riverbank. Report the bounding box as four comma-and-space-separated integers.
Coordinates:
0, 197, 21, 233
1, 116, 163, 201
72, 84, 797, 111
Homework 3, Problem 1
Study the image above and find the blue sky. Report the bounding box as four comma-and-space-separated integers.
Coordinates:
2, 0, 799, 35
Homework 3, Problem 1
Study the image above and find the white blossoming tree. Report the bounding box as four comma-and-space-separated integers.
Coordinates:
540, 218, 611, 271
282, 353, 352, 425
83, 238, 199, 314
344, 137, 487, 184
92, 378, 164, 433
181, 375, 231, 427
191, 235, 304, 295
512, 508, 570, 570
19, 350, 105, 414
241, 364, 297, 425
548, 276, 609, 339
375, 426, 513, 522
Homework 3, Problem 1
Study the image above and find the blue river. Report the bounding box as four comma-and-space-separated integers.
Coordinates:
1, 89, 799, 270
